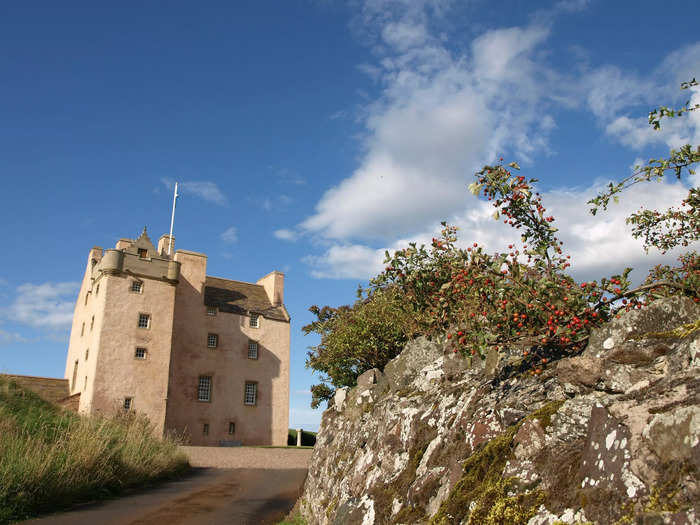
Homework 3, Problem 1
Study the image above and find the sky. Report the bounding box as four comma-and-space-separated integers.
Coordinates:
1, 0, 699, 432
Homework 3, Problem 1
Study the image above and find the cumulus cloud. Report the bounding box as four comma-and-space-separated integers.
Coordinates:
220, 226, 238, 243
274, 229, 299, 242
304, 178, 697, 283
161, 178, 227, 206
298, 1, 699, 281
0, 329, 28, 345
4, 282, 79, 329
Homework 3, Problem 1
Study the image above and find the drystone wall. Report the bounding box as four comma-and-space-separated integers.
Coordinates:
298, 296, 700, 524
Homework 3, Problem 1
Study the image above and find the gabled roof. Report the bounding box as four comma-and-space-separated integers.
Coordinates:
204, 276, 289, 322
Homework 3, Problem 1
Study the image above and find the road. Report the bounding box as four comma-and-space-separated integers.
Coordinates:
24, 448, 313, 525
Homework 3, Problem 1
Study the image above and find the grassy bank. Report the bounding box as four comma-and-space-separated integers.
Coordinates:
0, 377, 189, 524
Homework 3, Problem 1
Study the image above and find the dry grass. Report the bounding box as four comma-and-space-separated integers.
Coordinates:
0, 377, 189, 523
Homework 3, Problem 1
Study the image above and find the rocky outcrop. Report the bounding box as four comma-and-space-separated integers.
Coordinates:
298, 297, 700, 524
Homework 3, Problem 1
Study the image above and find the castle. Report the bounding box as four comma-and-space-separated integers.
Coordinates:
63, 228, 290, 446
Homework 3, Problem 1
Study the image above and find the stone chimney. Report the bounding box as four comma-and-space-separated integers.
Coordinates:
257, 271, 284, 306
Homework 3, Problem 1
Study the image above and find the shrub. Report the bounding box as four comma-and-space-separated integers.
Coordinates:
303, 286, 417, 408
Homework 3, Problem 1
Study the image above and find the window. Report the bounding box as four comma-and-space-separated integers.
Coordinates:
138, 248, 148, 259
85, 348, 89, 360
95, 284, 100, 296
247, 341, 258, 360
206, 307, 217, 316
249, 314, 259, 328
90, 315, 95, 331
84, 376, 87, 390
207, 333, 218, 348
123, 397, 132, 410
244, 382, 257, 405
131, 281, 143, 293
84, 293, 89, 306
228, 422, 236, 435
203, 423, 209, 435
135, 347, 147, 359
71, 360, 78, 391
198, 376, 212, 402
138, 313, 150, 329
81, 323, 85, 337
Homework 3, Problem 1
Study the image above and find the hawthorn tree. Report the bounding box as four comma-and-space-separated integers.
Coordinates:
588, 78, 700, 253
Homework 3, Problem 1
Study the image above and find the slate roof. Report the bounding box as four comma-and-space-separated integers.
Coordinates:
204, 276, 289, 322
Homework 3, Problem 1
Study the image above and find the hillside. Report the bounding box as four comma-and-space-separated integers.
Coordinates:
297, 296, 699, 524
0, 376, 188, 524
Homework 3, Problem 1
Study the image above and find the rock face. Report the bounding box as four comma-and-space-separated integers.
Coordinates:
298, 297, 700, 524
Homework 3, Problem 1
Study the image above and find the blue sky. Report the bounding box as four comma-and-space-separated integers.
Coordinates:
1, 1, 699, 431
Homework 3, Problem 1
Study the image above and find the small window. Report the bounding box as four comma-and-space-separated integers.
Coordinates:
207, 333, 218, 348
138, 313, 150, 329
84, 376, 88, 390
124, 397, 132, 410
85, 348, 89, 361
228, 422, 236, 435
81, 323, 85, 337
95, 284, 100, 296
71, 360, 78, 391
131, 281, 143, 293
135, 347, 147, 359
138, 248, 148, 259
198, 376, 212, 402
244, 382, 257, 405
203, 423, 209, 435
84, 293, 89, 306
90, 315, 95, 331
247, 341, 258, 360
206, 307, 217, 316
249, 314, 259, 328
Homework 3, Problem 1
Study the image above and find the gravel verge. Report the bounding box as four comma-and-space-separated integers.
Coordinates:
181, 446, 313, 469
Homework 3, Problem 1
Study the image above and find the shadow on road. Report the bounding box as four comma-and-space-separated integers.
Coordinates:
23, 468, 307, 525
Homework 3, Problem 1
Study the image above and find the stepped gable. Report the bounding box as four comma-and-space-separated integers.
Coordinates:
204, 276, 289, 321
299, 296, 700, 525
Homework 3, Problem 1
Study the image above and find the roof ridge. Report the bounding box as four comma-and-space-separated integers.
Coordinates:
206, 275, 263, 287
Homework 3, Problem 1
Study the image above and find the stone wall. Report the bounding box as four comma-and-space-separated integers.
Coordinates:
1, 374, 70, 404
298, 296, 700, 524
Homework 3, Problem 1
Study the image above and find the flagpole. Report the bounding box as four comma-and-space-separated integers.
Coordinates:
168, 182, 178, 256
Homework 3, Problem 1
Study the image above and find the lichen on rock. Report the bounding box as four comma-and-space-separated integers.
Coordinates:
298, 297, 700, 525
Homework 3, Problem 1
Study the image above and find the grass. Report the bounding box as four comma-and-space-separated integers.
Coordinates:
0, 376, 189, 524
276, 509, 308, 524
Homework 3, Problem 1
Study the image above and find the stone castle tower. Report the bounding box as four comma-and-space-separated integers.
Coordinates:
64, 228, 290, 446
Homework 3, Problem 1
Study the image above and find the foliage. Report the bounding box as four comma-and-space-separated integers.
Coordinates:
0, 377, 188, 524
589, 79, 700, 252
303, 286, 416, 408
303, 80, 700, 404
374, 159, 698, 364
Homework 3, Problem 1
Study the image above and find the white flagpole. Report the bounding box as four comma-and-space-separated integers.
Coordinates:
168, 182, 178, 255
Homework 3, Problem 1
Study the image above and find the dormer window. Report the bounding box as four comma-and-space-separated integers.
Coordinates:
138, 248, 148, 259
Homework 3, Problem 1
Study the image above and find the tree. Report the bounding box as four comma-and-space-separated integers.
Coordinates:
588, 79, 700, 253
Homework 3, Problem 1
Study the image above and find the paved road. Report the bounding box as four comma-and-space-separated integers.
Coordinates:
24, 448, 313, 525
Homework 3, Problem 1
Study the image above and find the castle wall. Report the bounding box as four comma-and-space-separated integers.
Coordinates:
165, 252, 290, 446
90, 272, 176, 435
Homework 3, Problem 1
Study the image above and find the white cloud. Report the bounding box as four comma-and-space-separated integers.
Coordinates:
161, 178, 227, 206
220, 226, 238, 243
0, 329, 28, 345
274, 229, 299, 242
301, 11, 559, 242
289, 407, 322, 432
298, 2, 699, 282
4, 282, 79, 329
304, 178, 697, 283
